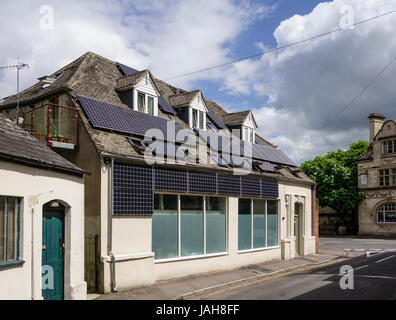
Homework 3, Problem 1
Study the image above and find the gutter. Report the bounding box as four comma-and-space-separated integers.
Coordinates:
0, 153, 86, 177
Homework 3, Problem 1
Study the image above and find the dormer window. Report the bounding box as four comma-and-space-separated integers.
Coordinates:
116, 70, 160, 116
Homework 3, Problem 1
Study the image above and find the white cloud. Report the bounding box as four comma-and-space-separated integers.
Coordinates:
0, 0, 272, 99
221, 0, 396, 163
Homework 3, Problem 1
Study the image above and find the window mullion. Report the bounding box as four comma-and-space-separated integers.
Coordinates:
5, 198, 8, 261
178, 195, 181, 257
203, 197, 206, 255
251, 199, 254, 249
265, 200, 268, 248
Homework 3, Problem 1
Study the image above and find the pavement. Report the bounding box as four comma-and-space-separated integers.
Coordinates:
92, 236, 396, 300
95, 251, 343, 300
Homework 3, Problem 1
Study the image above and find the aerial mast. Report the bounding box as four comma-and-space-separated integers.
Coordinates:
0, 59, 29, 119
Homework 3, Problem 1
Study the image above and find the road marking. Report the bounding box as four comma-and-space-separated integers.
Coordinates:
354, 265, 368, 271
375, 255, 395, 264
191, 258, 346, 300
355, 275, 396, 280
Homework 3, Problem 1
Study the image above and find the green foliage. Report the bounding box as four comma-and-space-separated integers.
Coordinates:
300, 141, 369, 221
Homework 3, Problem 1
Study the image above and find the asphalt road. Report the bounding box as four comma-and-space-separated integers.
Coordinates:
196, 238, 396, 300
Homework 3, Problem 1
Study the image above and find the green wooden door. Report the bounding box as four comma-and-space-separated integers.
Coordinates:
42, 209, 64, 300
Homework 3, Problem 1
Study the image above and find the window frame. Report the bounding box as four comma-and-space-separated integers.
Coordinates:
238, 198, 280, 252
0, 197, 22, 268
382, 140, 396, 155
377, 202, 396, 224
137, 92, 145, 113
153, 193, 228, 262
147, 95, 155, 115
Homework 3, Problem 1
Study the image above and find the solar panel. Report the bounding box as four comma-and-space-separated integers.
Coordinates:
261, 179, 279, 198
253, 144, 296, 167
188, 171, 217, 194
207, 122, 219, 133
258, 161, 276, 173
241, 177, 261, 197
207, 111, 226, 129
114, 188, 153, 215
113, 162, 153, 215
154, 167, 188, 192
113, 162, 152, 189
158, 96, 177, 115
117, 62, 139, 76
77, 95, 185, 143
217, 174, 241, 195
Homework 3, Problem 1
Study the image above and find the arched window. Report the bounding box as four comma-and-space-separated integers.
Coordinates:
377, 203, 396, 223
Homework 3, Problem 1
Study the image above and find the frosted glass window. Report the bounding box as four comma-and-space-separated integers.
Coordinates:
267, 200, 279, 247
238, 199, 252, 250
206, 197, 226, 254
181, 196, 204, 257
253, 200, 266, 249
152, 194, 178, 260
0, 198, 5, 262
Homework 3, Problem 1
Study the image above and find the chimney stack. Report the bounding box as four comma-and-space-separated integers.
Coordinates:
368, 113, 385, 143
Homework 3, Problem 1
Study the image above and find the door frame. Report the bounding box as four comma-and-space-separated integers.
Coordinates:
42, 203, 65, 300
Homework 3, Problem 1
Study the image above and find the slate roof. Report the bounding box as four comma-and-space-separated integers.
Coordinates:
0, 113, 84, 176
0, 52, 312, 184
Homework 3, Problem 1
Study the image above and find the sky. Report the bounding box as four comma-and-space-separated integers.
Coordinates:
1, 0, 396, 164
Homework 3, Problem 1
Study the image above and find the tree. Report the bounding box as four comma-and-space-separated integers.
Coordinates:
300, 141, 369, 232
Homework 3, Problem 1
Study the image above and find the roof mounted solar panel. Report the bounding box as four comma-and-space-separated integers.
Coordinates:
253, 144, 296, 167
207, 111, 226, 129
258, 161, 276, 173
77, 95, 185, 143
158, 96, 177, 115
117, 62, 139, 76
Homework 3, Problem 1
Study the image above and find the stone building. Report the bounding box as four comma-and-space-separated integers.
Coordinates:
1, 52, 318, 294
358, 113, 396, 237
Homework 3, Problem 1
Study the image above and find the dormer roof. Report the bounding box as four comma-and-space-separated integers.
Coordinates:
168, 90, 205, 109
221, 110, 258, 128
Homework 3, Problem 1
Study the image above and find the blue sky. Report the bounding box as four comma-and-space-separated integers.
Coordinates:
194, 0, 326, 112
1, 0, 396, 163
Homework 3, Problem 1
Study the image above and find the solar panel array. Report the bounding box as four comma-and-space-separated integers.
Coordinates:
154, 167, 188, 192
195, 128, 295, 167
77, 95, 184, 143
117, 62, 139, 76
158, 96, 177, 115
112, 162, 279, 215
113, 162, 153, 215
242, 177, 261, 197
189, 171, 217, 194
261, 179, 279, 198
217, 174, 241, 196
207, 111, 226, 129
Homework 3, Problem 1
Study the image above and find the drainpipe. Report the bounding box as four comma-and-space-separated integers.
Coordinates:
108, 157, 117, 292
31, 208, 35, 300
